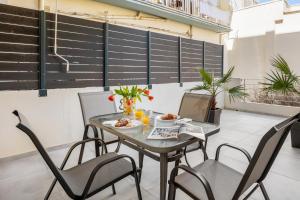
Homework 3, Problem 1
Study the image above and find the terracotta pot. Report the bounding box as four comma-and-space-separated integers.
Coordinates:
208, 108, 222, 125
291, 122, 300, 148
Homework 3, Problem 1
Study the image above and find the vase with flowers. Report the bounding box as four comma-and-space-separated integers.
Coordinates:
108, 85, 154, 115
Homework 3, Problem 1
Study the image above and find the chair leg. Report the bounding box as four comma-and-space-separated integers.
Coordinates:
115, 139, 121, 153
259, 182, 270, 200
168, 182, 176, 200
44, 178, 57, 200
242, 184, 259, 200
78, 130, 88, 164
133, 171, 143, 200
138, 152, 144, 183
112, 184, 116, 195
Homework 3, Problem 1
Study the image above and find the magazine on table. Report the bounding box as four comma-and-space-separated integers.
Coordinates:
147, 124, 205, 140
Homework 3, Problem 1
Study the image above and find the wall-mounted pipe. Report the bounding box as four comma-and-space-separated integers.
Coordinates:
54, 0, 70, 72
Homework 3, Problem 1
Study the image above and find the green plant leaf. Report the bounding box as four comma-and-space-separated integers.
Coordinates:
199, 68, 213, 86
216, 66, 234, 85
227, 85, 248, 103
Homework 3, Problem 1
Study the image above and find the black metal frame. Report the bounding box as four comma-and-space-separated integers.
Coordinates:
12, 110, 142, 200
39, 10, 47, 97
168, 114, 300, 200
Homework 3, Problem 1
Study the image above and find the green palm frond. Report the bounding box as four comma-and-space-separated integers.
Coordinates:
216, 66, 234, 85
199, 68, 213, 86
263, 56, 299, 95
226, 85, 248, 103
190, 84, 210, 91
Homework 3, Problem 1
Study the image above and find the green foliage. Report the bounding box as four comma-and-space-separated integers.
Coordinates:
190, 66, 247, 109
262, 55, 299, 95
114, 85, 149, 102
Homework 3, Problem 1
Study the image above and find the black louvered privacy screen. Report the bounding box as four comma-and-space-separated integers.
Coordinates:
0, 4, 223, 93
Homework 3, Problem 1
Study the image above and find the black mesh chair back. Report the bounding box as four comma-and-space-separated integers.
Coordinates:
12, 110, 75, 198
78, 91, 117, 140
178, 93, 212, 123
233, 114, 299, 198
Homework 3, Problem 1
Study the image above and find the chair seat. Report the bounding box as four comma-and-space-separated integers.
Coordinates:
175, 159, 242, 200
185, 141, 202, 153
60, 152, 132, 196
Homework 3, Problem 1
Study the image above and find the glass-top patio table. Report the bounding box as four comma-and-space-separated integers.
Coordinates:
90, 111, 220, 200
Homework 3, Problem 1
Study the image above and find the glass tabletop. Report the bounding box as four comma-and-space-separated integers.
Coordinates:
90, 111, 220, 153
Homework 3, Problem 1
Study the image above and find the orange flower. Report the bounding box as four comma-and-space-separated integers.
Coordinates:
148, 96, 154, 101
108, 95, 115, 102
126, 99, 132, 106
144, 90, 150, 96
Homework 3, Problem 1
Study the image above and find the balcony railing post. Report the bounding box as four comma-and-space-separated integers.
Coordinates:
147, 31, 152, 89
38, 8, 47, 97
103, 23, 109, 91
178, 37, 182, 87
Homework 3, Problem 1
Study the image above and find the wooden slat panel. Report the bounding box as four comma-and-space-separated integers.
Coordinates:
109, 78, 146, 86
109, 30, 146, 42
151, 43, 177, 52
0, 43, 38, 53
0, 72, 38, 80
0, 33, 38, 44
109, 66, 146, 73
47, 79, 103, 89
109, 58, 146, 66
0, 4, 38, 18
109, 44, 147, 54
151, 66, 178, 73
0, 22, 38, 35
109, 51, 147, 61
109, 24, 146, 37
0, 52, 38, 62
150, 61, 178, 68
151, 73, 178, 84
47, 30, 102, 43
109, 37, 147, 49
46, 13, 103, 29
47, 63, 102, 72
108, 72, 146, 80
47, 55, 102, 64
0, 13, 38, 27
47, 72, 102, 80
0, 62, 38, 71
46, 21, 102, 36
0, 81, 38, 90
47, 38, 102, 50
151, 32, 178, 42
48, 47, 102, 57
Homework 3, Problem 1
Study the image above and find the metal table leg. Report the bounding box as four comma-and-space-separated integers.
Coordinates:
160, 153, 168, 200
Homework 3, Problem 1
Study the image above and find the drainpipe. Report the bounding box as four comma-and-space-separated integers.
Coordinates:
39, 0, 47, 96
54, 0, 70, 72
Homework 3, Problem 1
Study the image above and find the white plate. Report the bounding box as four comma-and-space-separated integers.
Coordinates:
103, 119, 142, 129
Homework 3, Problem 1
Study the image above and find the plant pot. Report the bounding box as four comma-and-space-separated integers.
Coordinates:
291, 122, 300, 148
208, 108, 222, 125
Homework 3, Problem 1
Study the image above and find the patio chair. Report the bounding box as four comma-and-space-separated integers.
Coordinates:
178, 92, 213, 165
168, 113, 300, 200
13, 110, 142, 200
78, 91, 121, 164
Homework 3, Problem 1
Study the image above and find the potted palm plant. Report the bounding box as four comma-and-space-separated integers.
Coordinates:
262, 55, 300, 148
190, 66, 247, 124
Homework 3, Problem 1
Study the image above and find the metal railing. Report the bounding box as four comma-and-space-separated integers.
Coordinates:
141, 0, 231, 26
241, 78, 300, 107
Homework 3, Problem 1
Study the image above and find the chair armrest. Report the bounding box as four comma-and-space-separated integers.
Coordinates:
215, 143, 251, 162
60, 138, 107, 170
170, 165, 215, 200
82, 154, 137, 196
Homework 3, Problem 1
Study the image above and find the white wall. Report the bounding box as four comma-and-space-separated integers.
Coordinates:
225, 0, 300, 78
